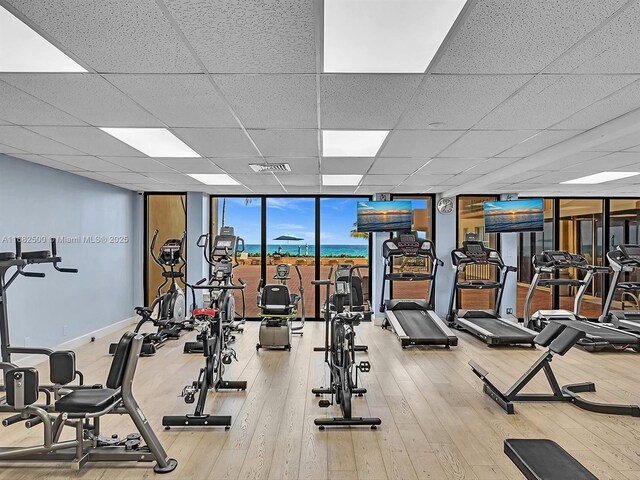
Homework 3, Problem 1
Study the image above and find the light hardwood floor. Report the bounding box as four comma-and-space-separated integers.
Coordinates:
1, 321, 639, 479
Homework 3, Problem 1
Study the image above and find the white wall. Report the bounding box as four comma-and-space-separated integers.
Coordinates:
0, 154, 139, 351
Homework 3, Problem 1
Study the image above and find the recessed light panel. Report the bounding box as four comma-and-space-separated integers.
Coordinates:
0, 6, 86, 72
322, 130, 389, 157
188, 173, 240, 185
322, 174, 363, 186
100, 128, 200, 158
561, 172, 640, 184
324, 0, 466, 73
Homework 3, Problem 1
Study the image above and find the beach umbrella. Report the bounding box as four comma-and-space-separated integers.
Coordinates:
273, 234, 304, 255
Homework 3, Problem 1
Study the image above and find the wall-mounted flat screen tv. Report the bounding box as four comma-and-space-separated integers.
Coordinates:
356, 201, 412, 232
484, 199, 544, 233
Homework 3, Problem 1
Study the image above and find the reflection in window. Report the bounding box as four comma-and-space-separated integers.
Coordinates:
609, 199, 640, 311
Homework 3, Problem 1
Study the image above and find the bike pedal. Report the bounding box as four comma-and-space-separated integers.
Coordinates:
318, 400, 331, 408
358, 361, 371, 373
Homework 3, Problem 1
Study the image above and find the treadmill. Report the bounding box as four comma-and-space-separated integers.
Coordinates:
447, 235, 536, 346
380, 232, 458, 348
601, 244, 640, 332
524, 250, 640, 352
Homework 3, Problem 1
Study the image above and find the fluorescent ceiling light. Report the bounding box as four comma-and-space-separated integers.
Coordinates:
100, 128, 200, 158
324, 0, 466, 73
0, 6, 86, 72
322, 174, 363, 186
561, 171, 640, 184
323, 130, 389, 157
188, 174, 240, 185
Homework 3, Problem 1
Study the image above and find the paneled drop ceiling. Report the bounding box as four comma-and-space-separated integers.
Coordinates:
1, 0, 640, 196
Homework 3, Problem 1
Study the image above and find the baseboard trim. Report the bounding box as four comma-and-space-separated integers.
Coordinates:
12, 316, 137, 367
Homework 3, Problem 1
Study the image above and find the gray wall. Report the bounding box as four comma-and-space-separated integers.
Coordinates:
0, 154, 139, 350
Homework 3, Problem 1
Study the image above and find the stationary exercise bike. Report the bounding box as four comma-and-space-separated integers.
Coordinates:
109, 230, 188, 356
162, 278, 247, 429
312, 265, 381, 429
184, 227, 245, 354
256, 263, 305, 351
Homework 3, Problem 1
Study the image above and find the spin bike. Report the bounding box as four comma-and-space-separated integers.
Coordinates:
162, 278, 247, 429
312, 265, 381, 429
109, 230, 188, 356
184, 226, 245, 354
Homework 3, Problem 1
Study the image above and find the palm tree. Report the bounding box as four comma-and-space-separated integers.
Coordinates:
350, 222, 368, 240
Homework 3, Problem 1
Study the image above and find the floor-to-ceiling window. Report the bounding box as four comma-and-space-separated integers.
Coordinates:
457, 195, 498, 310
608, 199, 640, 311
145, 194, 187, 306
211, 197, 262, 317
266, 197, 317, 319
390, 195, 434, 301
517, 199, 554, 318
559, 199, 604, 318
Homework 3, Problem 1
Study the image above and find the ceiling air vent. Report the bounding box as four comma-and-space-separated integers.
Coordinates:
249, 163, 291, 173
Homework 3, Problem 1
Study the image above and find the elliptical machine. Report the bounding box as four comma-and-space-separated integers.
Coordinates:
256, 263, 305, 351
109, 230, 188, 356
311, 265, 380, 429
162, 276, 247, 429
184, 226, 245, 353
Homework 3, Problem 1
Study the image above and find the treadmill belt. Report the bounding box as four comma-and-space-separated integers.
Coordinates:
471, 317, 534, 339
553, 319, 640, 345
395, 310, 446, 340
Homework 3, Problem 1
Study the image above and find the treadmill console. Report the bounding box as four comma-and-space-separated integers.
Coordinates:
383, 232, 434, 258
619, 245, 640, 263
452, 240, 503, 266
537, 251, 585, 268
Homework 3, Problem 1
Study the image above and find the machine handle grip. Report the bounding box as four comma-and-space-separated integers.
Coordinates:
15, 238, 22, 259
238, 278, 246, 286
435, 258, 444, 267
150, 230, 159, 252
195, 277, 207, 286
257, 279, 263, 291
55, 266, 78, 273
506, 266, 517, 272
22, 271, 45, 278
311, 279, 332, 286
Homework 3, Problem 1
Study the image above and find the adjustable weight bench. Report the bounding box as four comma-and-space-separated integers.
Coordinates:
470, 321, 640, 416
505, 439, 597, 480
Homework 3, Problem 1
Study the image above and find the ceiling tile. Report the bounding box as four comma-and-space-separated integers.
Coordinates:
172, 128, 259, 157
155, 158, 222, 173
321, 158, 374, 175
43, 155, 127, 172
392, 184, 435, 193
113, 183, 143, 191
538, 151, 606, 170
285, 185, 321, 194
0, 143, 27, 154
496, 130, 582, 157
164, 0, 316, 73
232, 174, 282, 186
432, 0, 627, 73
214, 75, 317, 128
439, 174, 484, 185
568, 152, 640, 171
105, 74, 237, 128
100, 157, 179, 172
546, 1, 640, 74
586, 131, 640, 152
8, 153, 82, 171
419, 158, 486, 175
360, 174, 407, 186
398, 75, 532, 129
0, 80, 84, 126
369, 158, 427, 175
320, 74, 422, 129
477, 75, 637, 129
72, 171, 123, 184
554, 80, 640, 130
0, 126, 84, 155
465, 158, 520, 174
380, 130, 464, 157
99, 171, 157, 184
276, 174, 319, 186
0, 74, 161, 127
249, 129, 318, 157
3, 0, 201, 72
145, 173, 204, 185
211, 158, 265, 174
321, 186, 358, 194
400, 174, 453, 186
439, 130, 537, 158
27, 126, 143, 156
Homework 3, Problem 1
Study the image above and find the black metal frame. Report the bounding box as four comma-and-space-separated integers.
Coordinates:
208, 194, 374, 321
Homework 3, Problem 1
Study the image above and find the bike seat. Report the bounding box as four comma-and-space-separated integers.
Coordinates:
193, 308, 218, 318
135, 306, 153, 315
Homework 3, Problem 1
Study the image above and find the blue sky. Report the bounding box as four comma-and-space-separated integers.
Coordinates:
218, 197, 370, 245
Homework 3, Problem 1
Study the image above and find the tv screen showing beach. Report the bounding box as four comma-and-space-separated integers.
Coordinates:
484, 199, 544, 233
356, 201, 412, 232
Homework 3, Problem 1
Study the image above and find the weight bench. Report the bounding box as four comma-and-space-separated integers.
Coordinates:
470, 321, 640, 416
505, 439, 597, 480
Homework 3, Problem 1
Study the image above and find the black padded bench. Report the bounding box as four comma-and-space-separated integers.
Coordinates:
505, 439, 597, 480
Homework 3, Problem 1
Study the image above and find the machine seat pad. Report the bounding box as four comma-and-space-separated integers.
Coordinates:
549, 327, 585, 356
504, 439, 597, 480
618, 282, 640, 291
193, 308, 218, 318
21, 250, 52, 260
0, 252, 16, 261
533, 322, 567, 347
55, 388, 120, 414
